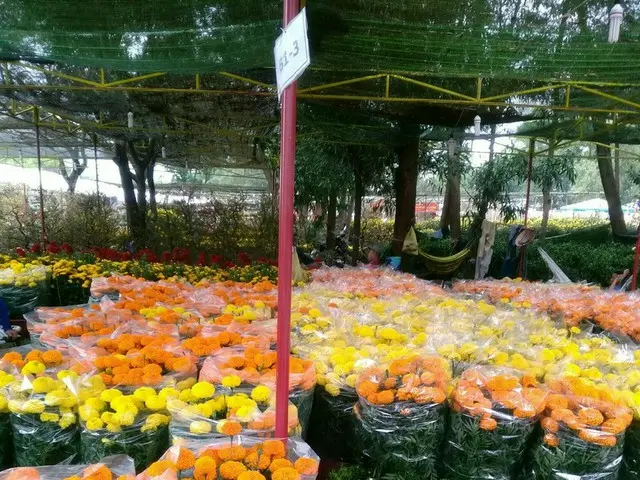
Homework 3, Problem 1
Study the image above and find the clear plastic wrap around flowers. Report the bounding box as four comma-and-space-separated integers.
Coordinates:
137, 436, 319, 480
89, 276, 142, 302
522, 377, 633, 480
85, 346, 197, 389
306, 385, 358, 463
0, 263, 49, 318
7, 369, 81, 466
0, 454, 136, 480
181, 328, 269, 368
198, 347, 316, 393
167, 382, 301, 444
623, 420, 640, 478
443, 367, 547, 480
353, 356, 450, 480
77, 384, 172, 472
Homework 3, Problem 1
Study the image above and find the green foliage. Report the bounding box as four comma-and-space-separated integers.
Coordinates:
622, 420, 640, 479
354, 401, 447, 480
442, 412, 536, 479
49, 275, 90, 307
307, 387, 359, 463
143, 195, 278, 259
0, 282, 48, 318
328, 465, 373, 480
490, 238, 633, 287
11, 413, 79, 466
80, 424, 169, 472
295, 140, 354, 208
0, 188, 122, 252
291, 388, 314, 439
522, 428, 625, 480
0, 414, 13, 469
360, 219, 394, 249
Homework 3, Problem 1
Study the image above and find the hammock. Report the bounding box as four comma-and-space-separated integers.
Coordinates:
402, 227, 472, 275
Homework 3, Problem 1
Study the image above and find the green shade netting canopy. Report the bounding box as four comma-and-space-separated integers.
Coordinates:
0, 0, 639, 82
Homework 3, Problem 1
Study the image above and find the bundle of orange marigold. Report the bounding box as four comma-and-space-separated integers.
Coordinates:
138, 437, 319, 480
522, 376, 633, 479
0, 455, 136, 480
443, 367, 547, 479
354, 355, 450, 480
93, 347, 196, 387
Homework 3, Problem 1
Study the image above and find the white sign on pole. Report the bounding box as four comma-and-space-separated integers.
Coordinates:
274, 8, 310, 98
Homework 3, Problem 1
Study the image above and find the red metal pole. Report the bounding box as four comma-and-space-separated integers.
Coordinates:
519, 138, 535, 278
275, 0, 299, 439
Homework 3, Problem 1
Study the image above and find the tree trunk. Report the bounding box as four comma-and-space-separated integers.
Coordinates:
147, 159, 157, 219
440, 185, 450, 231
59, 146, 88, 194
113, 141, 143, 244
597, 144, 626, 235
440, 140, 461, 239
448, 154, 461, 239
326, 189, 337, 249
392, 135, 419, 255
614, 144, 621, 194
539, 139, 555, 241
352, 161, 363, 266
540, 186, 552, 241
470, 125, 497, 247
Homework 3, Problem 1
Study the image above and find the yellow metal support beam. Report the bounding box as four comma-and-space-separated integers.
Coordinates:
2, 62, 640, 116
390, 74, 477, 101
101, 72, 166, 88
481, 84, 565, 102
572, 84, 640, 111
219, 72, 273, 89
298, 74, 387, 94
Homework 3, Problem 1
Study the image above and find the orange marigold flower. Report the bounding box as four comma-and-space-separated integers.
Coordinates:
383, 377, 397, 390
7, 467, 40, 480
194, 456, 217, 480
245, 452, 260, 469
219, 420, 243, 436
262, 440, 286, 459
601, 419, 627, 435
177, 448, 196, 470
486, 375, 519, 392
577, 408, 604, 427
294, 457, 319, 475
237, 472, 266, 480
479, 417, 497, 431
419, 371, 436, 386
269, 458, 293, 473
145, 460, 176, 477
375, 390, 395, 405
593, 433, 617, 448
25, 350, 42, 362
219, 461, 247, 480
82, 464, 112, 480
543, 433, 559, 448
388, 358, 412, 377
258, 454, 272, 470
547, 394, 569, 410
271, 467, 300, 480
173, 357, 193, 373
541, 417, 559, 434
